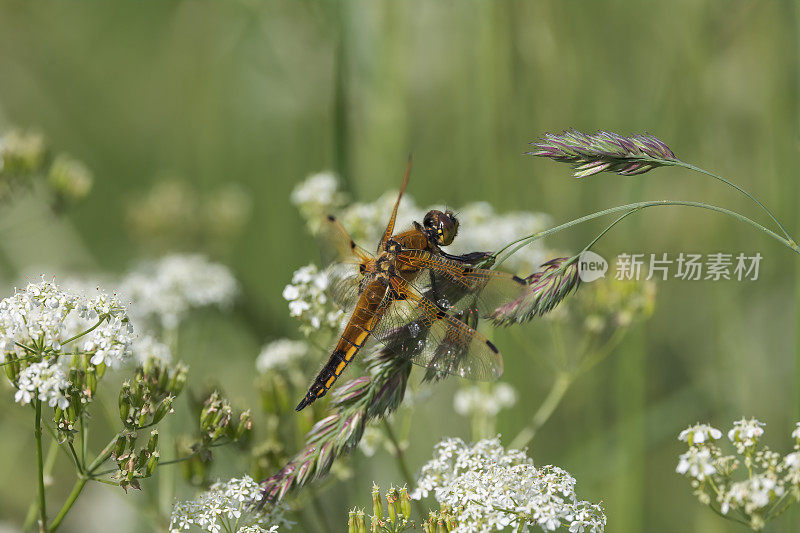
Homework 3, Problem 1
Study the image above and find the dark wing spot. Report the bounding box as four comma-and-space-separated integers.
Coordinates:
462, 267, 474, 275
350, 240, 356, 249
395, 291, 408, 301
327, 214, 336, 222
359, 263, 366, 273
485, 340, 499, 354
512, 275, 526, 285
436, 310, 447, 319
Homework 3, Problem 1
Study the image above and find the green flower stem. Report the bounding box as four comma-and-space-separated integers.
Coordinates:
24, 437, 59, 531
672, 160, 794, 244
49, 432, 121, 532
34, 399, 47, 533
492, 200, 800, 269
80, 415, 88, 469
381, 418, 425, 521
48, 478, 86, 533
509, 372, 572, 450
66, 442, 83, 473
59, 316, 107, 347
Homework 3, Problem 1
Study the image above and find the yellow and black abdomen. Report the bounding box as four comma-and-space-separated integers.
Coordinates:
295, 280, 388, 411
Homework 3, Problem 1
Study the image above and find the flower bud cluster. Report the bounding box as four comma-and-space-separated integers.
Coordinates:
0, 128, 93, 204
111, 429, 160, 492
118, 357, 187, 430
421, 507, 459, 533
353, 483, 415, 533
53, 354, 110, 441
199, 391, 253, 449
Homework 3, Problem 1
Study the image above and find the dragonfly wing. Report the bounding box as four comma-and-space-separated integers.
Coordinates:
317, 215, 372, 266
317, 215, 373, 313
396, 249, 528, 317
325, 262, 362, 314
372, 276, 503, 381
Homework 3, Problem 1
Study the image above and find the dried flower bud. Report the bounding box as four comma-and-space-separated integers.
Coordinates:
348, 509, 357, 533
399, 485, 411, 518
145, 451, 159, 476
168, 363, 188, 395
48, 153, 93, 202
147, 430, 159, 454
371, 483, 383, 521
386, 486, 398, 522
232, 410, 252, 441
356, 509, 367, 533
153, 395, 174, 424
85, 366, 98, 397
4, 353, 20, 383
113, 434, 127, 459
1, 130, 46, 175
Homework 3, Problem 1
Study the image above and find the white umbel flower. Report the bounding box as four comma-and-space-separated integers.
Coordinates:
120, 254, 238, 330
676, 447, 716, 480
453, 382, 517, 417
255, 339, 308, 373
131, 334, 173, 365
412, 437, 605, 533
678, 424, 723, 445
728, 418, 766, 452
14, 359, 70, 409
0, 278, 132, 368
282, 264, 343, 336
169, 475, 291, 533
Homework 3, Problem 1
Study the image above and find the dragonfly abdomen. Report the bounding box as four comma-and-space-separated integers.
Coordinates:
295, 283, 386, 411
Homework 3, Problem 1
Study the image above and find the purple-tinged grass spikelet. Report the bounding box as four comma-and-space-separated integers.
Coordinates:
261, 347, 412, 503
529, 129, 678, 177
491, 257, 581, 326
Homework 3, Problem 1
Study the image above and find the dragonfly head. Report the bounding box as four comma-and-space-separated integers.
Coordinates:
423, 209, 459, 246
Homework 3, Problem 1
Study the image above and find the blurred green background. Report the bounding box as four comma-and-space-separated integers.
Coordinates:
0, 1, 799, 531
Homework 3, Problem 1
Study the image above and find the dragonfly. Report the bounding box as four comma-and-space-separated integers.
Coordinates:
295, 158, 529, 411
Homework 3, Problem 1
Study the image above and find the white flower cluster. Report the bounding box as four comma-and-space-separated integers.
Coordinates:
130, 334, 173, 365
255, 339, 309, 373
282, 264, 343, 336
290, 172, 346, 230
676, 418, 800, 530
727, 417, 766, 453
14, 359, 70, 409
120, 254, 238, 330
0, 278, 132, 368
169, 475, 291, 533
413, 437, 605, 533
453, 382, 517, 418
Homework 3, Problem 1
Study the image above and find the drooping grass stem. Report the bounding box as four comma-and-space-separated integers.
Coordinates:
672, 161, 794, 244
492, 199, 800, 269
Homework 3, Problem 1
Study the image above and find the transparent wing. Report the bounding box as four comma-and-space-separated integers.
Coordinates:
316, 215, 372, 266
316, 215, 373, 313
371, 276, 503, 381
395, 249, 528, 317
325, 262, 362, 314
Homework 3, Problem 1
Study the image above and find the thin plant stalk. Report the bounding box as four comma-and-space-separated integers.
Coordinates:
34, 399, 47, 533
49, 432, 121, 532
492, 199, 800, 269
509, 372, 572, 450
25, 437, 59, 531
672, 161, 794, 243
381, 418, 425, 520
